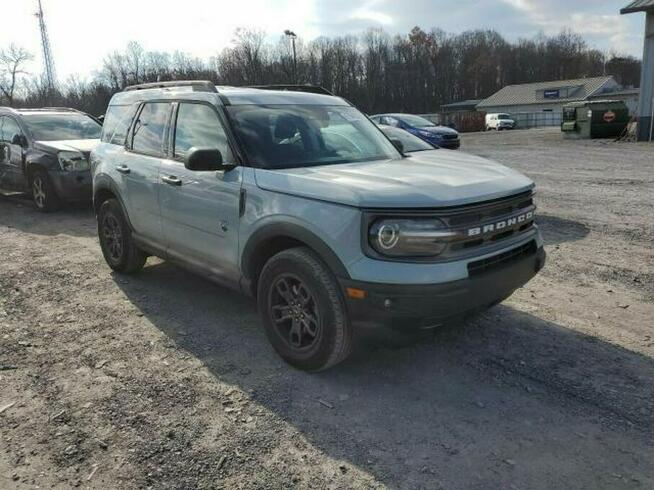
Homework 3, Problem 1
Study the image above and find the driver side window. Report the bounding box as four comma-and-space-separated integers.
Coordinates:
174, 103, 234, 162
0, 117, 22, 143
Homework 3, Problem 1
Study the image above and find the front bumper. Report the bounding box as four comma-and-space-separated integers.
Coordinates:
438, 138, 461, 149
341, 244, 545, 331
50, 170, 92, 201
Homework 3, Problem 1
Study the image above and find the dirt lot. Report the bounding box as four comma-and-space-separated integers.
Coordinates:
1, 128, 653, 489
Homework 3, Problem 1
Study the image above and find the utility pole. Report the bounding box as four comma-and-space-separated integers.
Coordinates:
35, 0, 57, 96
284, 30, 298, 84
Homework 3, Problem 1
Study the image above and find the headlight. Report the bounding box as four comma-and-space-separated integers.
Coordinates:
369, 218, 456, 257
58, 151, 89, 172
419, 130, 439, 138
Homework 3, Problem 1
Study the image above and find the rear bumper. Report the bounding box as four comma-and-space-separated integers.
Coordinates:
341, 244, 545, 331
50, 170, 92, 201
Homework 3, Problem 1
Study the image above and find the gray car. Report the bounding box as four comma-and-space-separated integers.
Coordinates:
0, 107, 101, 211
91, 81, 545, 371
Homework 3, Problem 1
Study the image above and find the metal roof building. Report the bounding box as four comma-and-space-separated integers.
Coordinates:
476, 76, 619, 113
621, 1, 654, 141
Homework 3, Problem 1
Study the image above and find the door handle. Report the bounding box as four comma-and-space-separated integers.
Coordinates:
162, 175, 182, 186
116, 165, 131, 174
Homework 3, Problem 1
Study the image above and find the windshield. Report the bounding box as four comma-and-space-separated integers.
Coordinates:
396, 114, 436, 128
22, 113, 102, 141
497, 114, 512, 120
226, 105, 401, 169
380, 126, 435, 152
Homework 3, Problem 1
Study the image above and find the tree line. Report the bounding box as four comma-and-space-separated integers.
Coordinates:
0, 26, 642, 117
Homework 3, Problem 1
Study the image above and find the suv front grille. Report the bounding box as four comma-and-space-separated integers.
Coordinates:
363, 191, 537, 262
467, 240, 537, 276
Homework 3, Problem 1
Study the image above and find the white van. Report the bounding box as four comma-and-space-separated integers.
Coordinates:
486, 113, 516, 131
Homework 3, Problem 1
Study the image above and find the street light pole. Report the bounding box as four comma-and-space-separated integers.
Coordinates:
284, 30, 297, 84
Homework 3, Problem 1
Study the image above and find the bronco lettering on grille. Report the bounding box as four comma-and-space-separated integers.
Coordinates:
467, 211, 534, 237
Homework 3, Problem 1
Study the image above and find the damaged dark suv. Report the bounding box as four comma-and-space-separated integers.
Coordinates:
0, 107, 101, 211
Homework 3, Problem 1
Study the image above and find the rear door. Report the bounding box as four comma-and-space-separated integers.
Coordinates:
121, 101, 173, 241
160, 101, 242, 280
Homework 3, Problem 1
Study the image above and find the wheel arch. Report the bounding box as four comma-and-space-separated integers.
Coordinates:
241, 222, 350, 297
93, 174, 134, 230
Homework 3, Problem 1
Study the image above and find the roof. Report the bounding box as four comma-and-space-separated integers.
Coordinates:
0, 107, 83, 115
477, 76, 614, 108
621, 0, 654, 14
110, 84, 348, 107
441, 99, 483, 109
589, 88, 640, 98
219, 87, 348, 106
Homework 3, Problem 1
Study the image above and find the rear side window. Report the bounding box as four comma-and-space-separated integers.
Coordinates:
101, 104, 136, 145
131, 102, 171, 156
173, 103, 234, 162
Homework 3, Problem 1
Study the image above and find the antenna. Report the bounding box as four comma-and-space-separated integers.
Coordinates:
35, 0, 57, 93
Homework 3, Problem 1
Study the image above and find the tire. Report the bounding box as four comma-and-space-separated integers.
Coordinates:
97, 198, 146, 273
257, 247, 352, 371
31, 169, 60, 212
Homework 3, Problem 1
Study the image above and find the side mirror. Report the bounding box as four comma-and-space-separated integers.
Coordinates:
389, 138, 404, 154
184, 147, 235, 172
11, 134, 27, 148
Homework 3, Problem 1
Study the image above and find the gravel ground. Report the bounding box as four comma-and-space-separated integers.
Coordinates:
1, 128, 653, 489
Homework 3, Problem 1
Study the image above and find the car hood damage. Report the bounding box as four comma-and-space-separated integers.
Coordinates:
255, 151, 534, 208
34, 139, 100, 158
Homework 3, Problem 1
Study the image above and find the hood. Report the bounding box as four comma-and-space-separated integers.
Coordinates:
418, 126, 459, 136
254, 151, 534, 208
34, 139, 100, 158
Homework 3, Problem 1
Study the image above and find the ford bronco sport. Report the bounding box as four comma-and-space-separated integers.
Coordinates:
0, 107, 101, 211
91, 81, 545, 371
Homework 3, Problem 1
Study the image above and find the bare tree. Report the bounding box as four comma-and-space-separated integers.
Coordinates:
0, 44, 33, 105
5, 27, 643, 116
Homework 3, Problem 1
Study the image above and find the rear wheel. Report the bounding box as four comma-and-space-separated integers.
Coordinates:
257, 247, 352, 371
98, 198, 146, 273
31, 169, 60, 212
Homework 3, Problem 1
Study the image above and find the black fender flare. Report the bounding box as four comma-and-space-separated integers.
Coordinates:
93, 174, 134, 229
241, 221, 351, 288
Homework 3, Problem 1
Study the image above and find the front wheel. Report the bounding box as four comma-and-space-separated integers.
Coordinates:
31, 170, 60, 212
98, 198, 146, 273
257, 247, 352, 371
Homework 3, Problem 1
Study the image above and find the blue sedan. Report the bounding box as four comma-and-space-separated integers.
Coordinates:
370, 113, 460, 149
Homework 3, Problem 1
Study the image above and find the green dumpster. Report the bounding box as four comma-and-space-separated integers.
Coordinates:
561, 100, 629, 139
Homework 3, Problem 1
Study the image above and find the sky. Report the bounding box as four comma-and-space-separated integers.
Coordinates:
0, 0, 646, 82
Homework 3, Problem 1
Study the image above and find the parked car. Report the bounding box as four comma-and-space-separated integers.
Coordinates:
0, 107, 101, 211
92, 81, 545, 371
369, 113, 460, 149
485, 113, 516, 131
377, 125, 439, 154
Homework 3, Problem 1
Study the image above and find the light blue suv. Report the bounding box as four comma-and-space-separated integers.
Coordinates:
91, 81, 545, 371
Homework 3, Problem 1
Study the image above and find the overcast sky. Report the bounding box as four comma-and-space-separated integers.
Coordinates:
1, 0, 646, 81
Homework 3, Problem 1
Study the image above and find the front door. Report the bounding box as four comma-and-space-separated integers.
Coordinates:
160, 101, 242, 281
0, 116, 27, 191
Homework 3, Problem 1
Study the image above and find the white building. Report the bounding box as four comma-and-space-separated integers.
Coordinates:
476, 76, 628, 128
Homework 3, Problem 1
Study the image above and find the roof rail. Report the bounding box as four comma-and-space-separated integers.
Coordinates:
0, 107, 81, 113
30, 107, 79, 112
248, 85, 335, 96
123, 80, 217, 93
